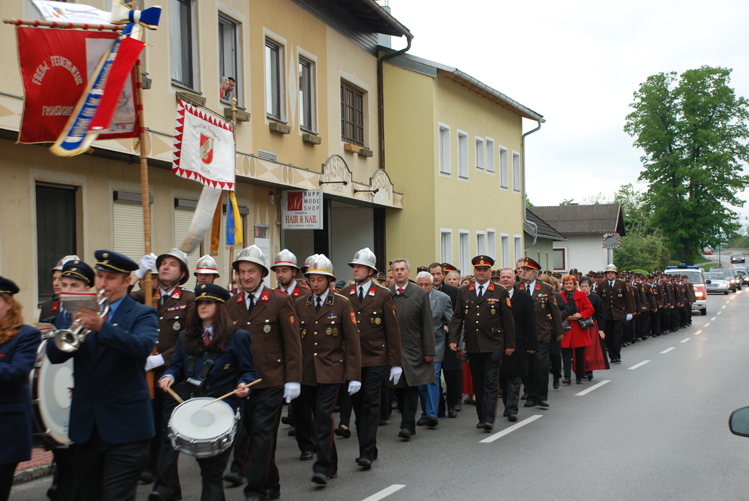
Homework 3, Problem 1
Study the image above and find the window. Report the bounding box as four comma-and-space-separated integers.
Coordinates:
113, 198, 146, 264
476, 231, 486, 256
499, 147, 508, 189
440, 230, 453, 264
438, 124, 451, 176
475, 137, 484, 171
487, 230, 496, 260
457, 131, 468, 180
219, 15, 240, 104
486, 138, 495, 174
174, 206, 203, 290
514, 236, 522, 263
513, 152, 521, 192
36, 183, 77, 302
299, 56, 315, 132
501, 235, 510, 268
265, 38, 284, 120
459, 231, 470, 274
170, 0, 196, 89
341, 81, 364, 145
553, 249, 566, 270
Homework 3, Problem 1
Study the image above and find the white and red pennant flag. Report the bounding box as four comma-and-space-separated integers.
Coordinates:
172, 99, 236, 253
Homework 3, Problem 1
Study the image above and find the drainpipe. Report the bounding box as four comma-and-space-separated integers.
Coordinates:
522, 119, 542, 248
377, 35, 413, 171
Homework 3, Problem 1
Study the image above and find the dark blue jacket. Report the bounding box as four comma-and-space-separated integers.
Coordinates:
0, 324, 41, 463
47, 294, 158, 445
164, 329, 257, 411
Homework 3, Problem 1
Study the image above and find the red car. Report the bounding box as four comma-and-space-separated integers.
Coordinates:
703, 249, 713, 255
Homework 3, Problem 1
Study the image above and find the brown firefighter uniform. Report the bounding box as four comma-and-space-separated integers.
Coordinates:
342, 284, 402, 368
225, 287, 302, 389
517, 281, 564, 342
449, 282, 515, 353
596, 279, 634, 321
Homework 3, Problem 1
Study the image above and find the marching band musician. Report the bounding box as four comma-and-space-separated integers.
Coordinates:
39, 255, 80, 323
195, 255, 221, 285
224, 245, 302, 501
158, 283, 257, 501
295, 255, 362, 485
47, 250, 159, 501
0, 277, 41, 501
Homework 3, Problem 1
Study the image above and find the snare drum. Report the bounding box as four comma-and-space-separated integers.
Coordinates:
168, 397, 239, 458
30, 332, 73, 447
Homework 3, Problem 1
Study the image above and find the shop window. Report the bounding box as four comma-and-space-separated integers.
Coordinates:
36, 183, 77, 302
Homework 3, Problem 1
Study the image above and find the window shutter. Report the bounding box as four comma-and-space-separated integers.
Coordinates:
113, 201, 146, 264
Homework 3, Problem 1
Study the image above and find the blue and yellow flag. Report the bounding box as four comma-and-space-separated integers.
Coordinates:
226, 191, 243, 247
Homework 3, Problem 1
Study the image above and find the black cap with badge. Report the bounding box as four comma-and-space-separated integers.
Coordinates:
94, 250, 139, 274
0, 276, 20, 296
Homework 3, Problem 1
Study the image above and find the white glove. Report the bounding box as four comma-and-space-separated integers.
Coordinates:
348, 380, 361, 395
284, 382, 301, 403
389, 366, 403, 386
626, 313, 633, 321
145, 354, 165, 372
136, 253, 157, 280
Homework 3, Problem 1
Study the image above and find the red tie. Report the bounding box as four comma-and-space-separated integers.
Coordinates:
204, 331, 210, 347
398, 288, 404, 295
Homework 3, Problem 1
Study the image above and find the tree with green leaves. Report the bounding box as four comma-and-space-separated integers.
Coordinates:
624, 66, 749, 263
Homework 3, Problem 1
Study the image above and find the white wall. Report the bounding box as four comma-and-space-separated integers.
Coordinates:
553, 234, 609, 272
330, 203, 374, 283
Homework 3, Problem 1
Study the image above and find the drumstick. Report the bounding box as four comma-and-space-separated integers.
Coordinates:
165, 387, 183, 404
202, 379, 262, 408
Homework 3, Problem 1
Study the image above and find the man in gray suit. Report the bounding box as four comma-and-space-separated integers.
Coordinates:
415, 271, 453, 429
389, 259, 436, 441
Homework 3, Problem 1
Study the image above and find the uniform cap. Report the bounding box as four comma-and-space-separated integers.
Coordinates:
0, 276, 19, 296
194, 283, 231, 303
94, 250, 138, 274
61, 260, 94, 286
471, 255, 494, 268
521, 257, 541, 271
194, 255, 220, 276
52, 255, 81, 272
233, 245, 269, 277
349, 247, 377, 271
605, 263, 618, 273
271, 249, 299, 271
305, 254, 335, 280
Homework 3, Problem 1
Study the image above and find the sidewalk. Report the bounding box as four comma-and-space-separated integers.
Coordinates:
14, 447, 54, 484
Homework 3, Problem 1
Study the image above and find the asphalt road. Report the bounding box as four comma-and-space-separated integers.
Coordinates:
11, 292, 749, 501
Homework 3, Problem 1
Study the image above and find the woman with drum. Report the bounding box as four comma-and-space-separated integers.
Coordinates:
0, 277, 42, 501
158, 283, 257, 501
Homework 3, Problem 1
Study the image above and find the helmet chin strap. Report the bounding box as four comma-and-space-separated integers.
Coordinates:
355, 269, 375, 285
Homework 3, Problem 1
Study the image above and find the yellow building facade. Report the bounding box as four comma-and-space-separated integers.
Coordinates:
383, 53, 544, 275
0, 0, 410, 321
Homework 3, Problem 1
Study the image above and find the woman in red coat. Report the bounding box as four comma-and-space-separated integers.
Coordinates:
558, 275, 594, 384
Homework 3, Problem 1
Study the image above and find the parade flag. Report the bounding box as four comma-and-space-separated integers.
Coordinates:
227, 191, 243, 247
17, 28, 139, 144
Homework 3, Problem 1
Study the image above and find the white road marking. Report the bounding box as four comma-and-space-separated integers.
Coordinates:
628, 360, 651, 370
705, 323, 711, 327
661, 347, 675, 354
480, 415, 543, 444
681, 338, 691, 343
718, 311, 723, 315
711, 317, 717, 321
722, 305, 727, 309
575, 379, 611, 396
695, 330, 703, 335
726, 300, 731, 304
361, 485, 407, 501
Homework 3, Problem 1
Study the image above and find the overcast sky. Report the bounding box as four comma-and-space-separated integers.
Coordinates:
385, 0, 749, 219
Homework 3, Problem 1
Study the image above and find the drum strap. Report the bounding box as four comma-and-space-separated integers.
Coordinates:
186, 352, 221, 397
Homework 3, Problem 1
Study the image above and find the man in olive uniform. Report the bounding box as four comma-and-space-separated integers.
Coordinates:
595, 264, 634, 364
224, 245, 302, 501
131, 249, 196, 499
295, 255, 361, 485
517, 258, 563, 408
39, 255, 80, 322
342, 248, 402, 470
449, 256, 515, 430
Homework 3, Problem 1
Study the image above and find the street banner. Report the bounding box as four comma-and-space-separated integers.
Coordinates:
17, 28, 139, 144
31, 0, 111, 24
172, 99, 235, 190
281, 190, 323, 229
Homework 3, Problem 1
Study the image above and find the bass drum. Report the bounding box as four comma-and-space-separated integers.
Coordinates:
30, 326, 73, 447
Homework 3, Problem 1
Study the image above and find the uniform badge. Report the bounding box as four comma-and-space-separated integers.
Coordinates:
465, 308, 469, 315
392, 305, 397, 317
375, 318, 381, 325
350, 311, 357, 325
224, 364, 230, 370
506, 297, 511, 308
491, 308, 496, 315
289, 313, 295, 325
263, 325, 271, 333
173, 321, 181, 331
370, 317, 375, 325
301, 328, 307, 337
326, 327, 332, 336
332, 327, 339, 336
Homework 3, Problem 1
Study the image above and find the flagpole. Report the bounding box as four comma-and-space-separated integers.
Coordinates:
229, 94, 238, 290
135, 59, 152, 305
3, 18, 123, 31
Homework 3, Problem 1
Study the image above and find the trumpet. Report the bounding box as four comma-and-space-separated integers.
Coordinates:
53, 290, 110, 353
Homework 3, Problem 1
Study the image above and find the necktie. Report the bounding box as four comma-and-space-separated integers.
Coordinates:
247, 294, 255, 315
204, 330, 210, 347
477, 285, 484, 298
358, 286, 364, 303
398, 288, 404, 295
315, 297, 322, 313
610, 281, 614, 288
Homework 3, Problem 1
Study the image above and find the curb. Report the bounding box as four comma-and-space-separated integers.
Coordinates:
14, 463, 54, 484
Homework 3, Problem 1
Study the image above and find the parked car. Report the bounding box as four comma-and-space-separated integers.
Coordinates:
733, 266, 749, 286
712, 268, 738, 292
703, 248, 713, 255
731, 252, 745, 263
704, 272, 730, 295
664, 266, 707, 315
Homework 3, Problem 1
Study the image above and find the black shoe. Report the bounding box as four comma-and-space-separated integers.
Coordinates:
476, 422, 484, 428
614, 359, 622, 364
481, 422, 494, 431
576, 378, 583, 384
464, 397, 476, 405
148, 492, 165, 501
378, 419, 387, 426
427, 416, 438, 429
356, 457, 372, 470
140, 470, 156, 484
503, 410, 509, 417
587, 373, 593, 381
521, 393, 528, 400
448, 408, 457, 418
416, 417, 428, 426
553, 376, 560, 389
334, 425, 351, 438
524, 400, 537, 408
224, 472, 244, 486
46, 485, 58, 499
398, 428, 413, 440
538, 400, 549, 409
300, 450, 313, 461
281, 416, 293, 425
455, 403, 462, 411
311, 472, 337, 485
562, 378, 571, 385
267, 490, 281, 500
508, 414, 518, 422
